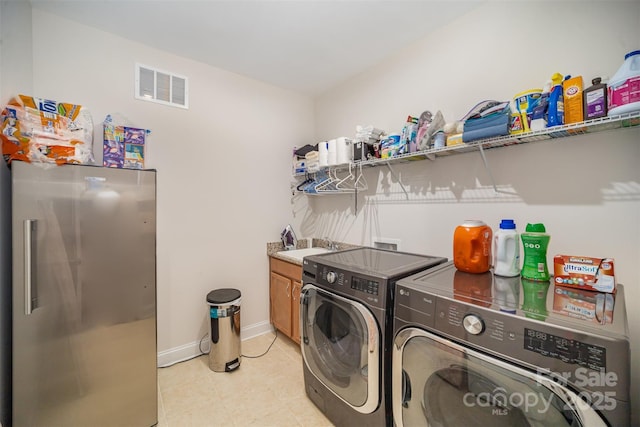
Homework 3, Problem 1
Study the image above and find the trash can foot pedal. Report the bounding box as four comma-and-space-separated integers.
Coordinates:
225, 358, 240, 372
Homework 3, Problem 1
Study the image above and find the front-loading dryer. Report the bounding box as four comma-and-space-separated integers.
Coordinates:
392, 262, 630, 427
301, 247, 446, 427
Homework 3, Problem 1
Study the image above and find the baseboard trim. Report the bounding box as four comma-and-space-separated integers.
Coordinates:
157, 321, 274, 368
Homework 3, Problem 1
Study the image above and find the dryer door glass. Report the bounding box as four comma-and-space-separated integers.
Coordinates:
392, 328, 606, 427
301, 285, 379, 413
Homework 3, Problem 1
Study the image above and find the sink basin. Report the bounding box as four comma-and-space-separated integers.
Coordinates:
276, 247, 331, 262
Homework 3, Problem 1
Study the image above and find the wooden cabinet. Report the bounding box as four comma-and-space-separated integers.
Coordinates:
291, 280, 302, 343
269, 257, 303, 344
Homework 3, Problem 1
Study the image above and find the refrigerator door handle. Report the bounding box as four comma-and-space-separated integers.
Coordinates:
24, 219, 37, 315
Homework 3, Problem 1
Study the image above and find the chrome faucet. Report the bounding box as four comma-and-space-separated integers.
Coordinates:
324, 237, 339, 251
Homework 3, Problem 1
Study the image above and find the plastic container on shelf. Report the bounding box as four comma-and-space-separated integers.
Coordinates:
493, 219, 520, 277
547, 73, 565, 127
584, 77, 608, 120
520, 223, 550, 281
513, 89, 542, 133
608, 50, 640, 116
327, 139, 337, 165
318, 141, 329, 167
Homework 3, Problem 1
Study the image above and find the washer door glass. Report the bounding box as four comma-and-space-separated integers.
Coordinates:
392, 328, 606, 427
301, 285, 379, 413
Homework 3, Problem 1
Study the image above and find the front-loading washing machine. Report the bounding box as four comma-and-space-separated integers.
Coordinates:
301, 247, 447, 426
392, 261, 630, 426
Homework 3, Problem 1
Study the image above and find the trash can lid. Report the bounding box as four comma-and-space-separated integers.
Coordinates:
207, 288, 241, 304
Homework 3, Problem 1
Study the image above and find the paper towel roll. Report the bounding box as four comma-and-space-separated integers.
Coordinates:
327, 139, 337, 166
336, 137, 352, 164
318, 141, 329, 167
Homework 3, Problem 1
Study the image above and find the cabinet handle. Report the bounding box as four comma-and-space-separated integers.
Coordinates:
286, 283, 290, 298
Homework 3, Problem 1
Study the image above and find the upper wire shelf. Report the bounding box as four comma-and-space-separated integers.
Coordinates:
294, 111, 640, 177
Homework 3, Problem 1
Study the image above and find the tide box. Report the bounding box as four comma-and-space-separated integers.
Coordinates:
553, 255, 616, 293
552, 286, 615, 325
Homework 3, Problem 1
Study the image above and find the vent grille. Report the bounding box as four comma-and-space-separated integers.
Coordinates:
135, 64, 188, 109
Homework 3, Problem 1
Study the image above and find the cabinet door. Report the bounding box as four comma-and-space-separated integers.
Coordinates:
291, 280, 302, 344
270, 272, 292, 336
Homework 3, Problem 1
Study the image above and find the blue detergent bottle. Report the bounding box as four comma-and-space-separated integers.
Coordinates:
547, 72, 564, 127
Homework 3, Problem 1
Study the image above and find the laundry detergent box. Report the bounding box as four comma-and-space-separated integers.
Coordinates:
553, 255, 616, 293
552, 285, 615, 325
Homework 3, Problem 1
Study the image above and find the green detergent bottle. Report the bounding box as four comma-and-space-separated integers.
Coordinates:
520, 223, 550, 281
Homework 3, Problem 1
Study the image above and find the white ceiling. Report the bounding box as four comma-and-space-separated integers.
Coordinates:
30, 0, 484, 96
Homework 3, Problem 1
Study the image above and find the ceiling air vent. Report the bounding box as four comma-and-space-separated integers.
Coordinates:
135, 64, 188, 109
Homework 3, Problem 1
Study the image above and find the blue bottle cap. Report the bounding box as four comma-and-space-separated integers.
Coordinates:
625, 50, 640, 60
499, 219, 516, 230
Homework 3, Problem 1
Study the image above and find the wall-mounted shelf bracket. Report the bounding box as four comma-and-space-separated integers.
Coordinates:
477, 144, 498, 193
385, 162, 409, 200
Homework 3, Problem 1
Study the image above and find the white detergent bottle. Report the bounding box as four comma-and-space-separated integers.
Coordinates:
608, 50, 640, 116
493, 219, 520, 277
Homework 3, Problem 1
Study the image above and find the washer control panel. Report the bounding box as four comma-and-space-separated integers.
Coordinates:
304, 261, 385, 308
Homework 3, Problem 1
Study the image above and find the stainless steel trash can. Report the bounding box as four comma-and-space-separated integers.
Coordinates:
207, 288, 241, 372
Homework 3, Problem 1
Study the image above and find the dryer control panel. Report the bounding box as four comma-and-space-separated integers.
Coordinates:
303, 259, 386, 309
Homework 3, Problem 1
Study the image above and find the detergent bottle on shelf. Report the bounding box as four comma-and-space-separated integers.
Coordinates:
608, 50, 640, 116
547, 73, 564, 127
520, 223, 550, 281
493, 219, 520, 277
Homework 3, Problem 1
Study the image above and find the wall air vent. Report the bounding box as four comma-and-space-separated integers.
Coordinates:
135, 63, 188, 109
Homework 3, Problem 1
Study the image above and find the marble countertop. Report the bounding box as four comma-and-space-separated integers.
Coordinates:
267, 238, 360, 265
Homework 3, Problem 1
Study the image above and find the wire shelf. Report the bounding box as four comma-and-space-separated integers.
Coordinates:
294, 111, 640, 178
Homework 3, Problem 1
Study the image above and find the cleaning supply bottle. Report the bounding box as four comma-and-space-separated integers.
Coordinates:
530, 80, 551, 131
493, 219, 520, 277
547, 73, 564, 127
608, 50, 640, 116
584, 77, 608, 120
453, 220, 492, 274
520, 223, 550, 281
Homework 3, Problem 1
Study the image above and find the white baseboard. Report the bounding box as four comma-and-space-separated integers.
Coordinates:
157, 320, 273, 368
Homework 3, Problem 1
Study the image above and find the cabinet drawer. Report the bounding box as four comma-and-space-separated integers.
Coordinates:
270, 257, 302, 280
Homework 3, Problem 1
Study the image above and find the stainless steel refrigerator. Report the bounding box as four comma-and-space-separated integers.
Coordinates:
10, 161, 157, 426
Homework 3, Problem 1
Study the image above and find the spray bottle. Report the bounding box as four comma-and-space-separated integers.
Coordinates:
547, 73, 564, 127
520, 223, 550, 281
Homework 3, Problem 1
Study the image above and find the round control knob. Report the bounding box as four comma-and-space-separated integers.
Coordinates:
463, 314, 484, 335
326, 271, 337, 284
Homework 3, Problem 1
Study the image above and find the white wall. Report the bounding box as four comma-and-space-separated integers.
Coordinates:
29, 9, 315, 363
0, 0, 33, 103
0, 0, 33, 424
301, 1, 640, 424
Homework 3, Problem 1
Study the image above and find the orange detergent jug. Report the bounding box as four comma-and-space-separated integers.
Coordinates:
454, 220, 493, 273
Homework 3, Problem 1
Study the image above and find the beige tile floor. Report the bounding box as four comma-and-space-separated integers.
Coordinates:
157, 331, 334, 426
